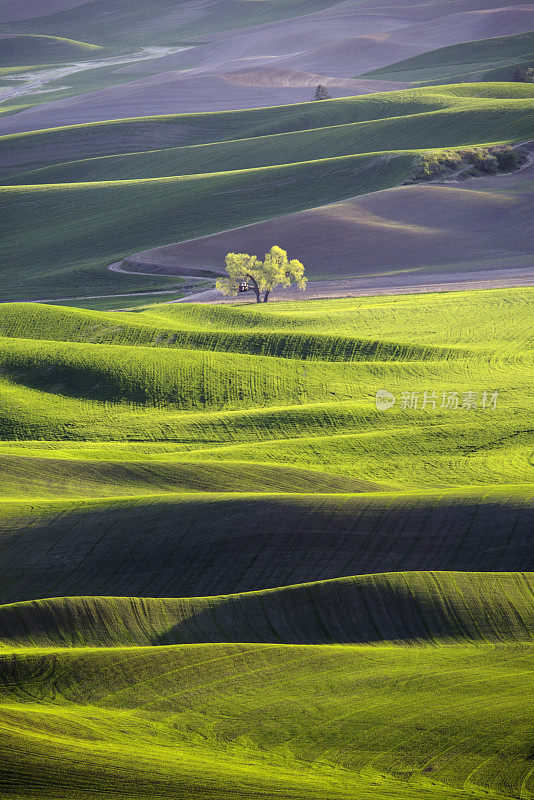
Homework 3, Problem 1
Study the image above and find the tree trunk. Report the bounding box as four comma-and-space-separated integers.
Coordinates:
246, 274, 261, 303
263, 290, 270, 303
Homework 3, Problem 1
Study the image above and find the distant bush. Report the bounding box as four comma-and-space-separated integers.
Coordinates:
494, 145, 524, 171
409, 150, 463, 181
468, 149, 499, 174
512, 64, 534, 82
408, 145, 527, 183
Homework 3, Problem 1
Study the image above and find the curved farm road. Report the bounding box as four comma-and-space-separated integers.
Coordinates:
107, 162, 534, 305
26, 262, 211, 306
110, 262, 534, 305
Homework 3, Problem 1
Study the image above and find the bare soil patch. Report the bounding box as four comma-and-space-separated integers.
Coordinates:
119, 162, 534, 290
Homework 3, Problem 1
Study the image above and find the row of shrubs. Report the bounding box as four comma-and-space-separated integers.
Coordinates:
407, 145, 527, 182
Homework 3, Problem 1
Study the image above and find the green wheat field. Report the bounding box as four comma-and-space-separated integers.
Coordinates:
1, 0, 534, 795
0, 288, 532, 798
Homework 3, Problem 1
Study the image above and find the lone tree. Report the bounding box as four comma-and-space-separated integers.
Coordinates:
313, 84, 332, 101
216, 246, 307, 303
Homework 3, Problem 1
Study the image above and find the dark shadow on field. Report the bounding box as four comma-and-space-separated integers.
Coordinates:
0, 493, 531, 603
152, 571, 533, 646
0, 572, 531, 648
0, 455, 382, 497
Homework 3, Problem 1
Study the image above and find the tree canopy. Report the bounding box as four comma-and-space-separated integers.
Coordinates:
313, 84, 332, 101
216, 246, 307, 302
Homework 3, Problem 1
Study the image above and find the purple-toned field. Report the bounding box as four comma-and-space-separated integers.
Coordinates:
2, 0, 533, 131
123, 161, 534, 288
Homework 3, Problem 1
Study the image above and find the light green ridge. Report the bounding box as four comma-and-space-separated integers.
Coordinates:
0, 33, 103, 68
0, 642, 532, 798
361, 31, 534, 85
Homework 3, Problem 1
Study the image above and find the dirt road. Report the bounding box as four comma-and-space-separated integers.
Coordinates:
108, 262, 534, 305
172, 266, 534, 304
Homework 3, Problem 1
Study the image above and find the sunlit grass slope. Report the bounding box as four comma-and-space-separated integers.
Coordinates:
0, 288, 531, 488
0, 289, 531, 601
1, 83, 532, 299
362, 31, 534, 85
0, 288, 532, 799
0, 642, 532, 799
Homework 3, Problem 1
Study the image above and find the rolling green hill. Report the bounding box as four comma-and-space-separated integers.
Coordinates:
0, 289, 531, 597
1, 572, 532, 647
6, 93, 533, 185
0, 640, 532, 799
1, 0, 533, 783
0, 291, 530, 491
1, 83, 533, 301
361, 31, 534, 85
0, 86, 463, 171
0, 286, 532, 798
0, 151, 414, 300
3, 83, 531, 177
0, 454, 383, 497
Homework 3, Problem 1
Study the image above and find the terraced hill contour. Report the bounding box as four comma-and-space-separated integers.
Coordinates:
0, 287, 532, 799
1, 83, 533, 301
